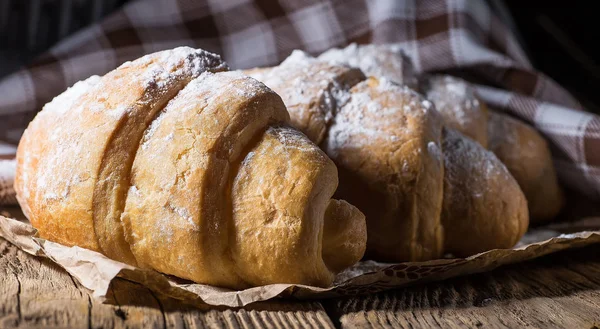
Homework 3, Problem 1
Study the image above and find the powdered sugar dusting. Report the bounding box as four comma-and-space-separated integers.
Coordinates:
31, 46, 228, 214
268, 125, 319, 154
140, 71, 263, 154
170, 205, 197, 229
443, 128, 511, 201
318, 43, 419, 89
422, 75, 483, 131
247, 50, 325, 111
282, 49, 319, 66
120, 46, 228, 78
128, 185, 140, 197
325, 77, 432, 159
427, 141, 442, 162
141, 112, 165, 150
177, 71, 261, 108
30, 76, 102, 203
155, 214, 174, 243
245, 50, 362, 143
19, 75, 100, 202
43, 75, 102, 115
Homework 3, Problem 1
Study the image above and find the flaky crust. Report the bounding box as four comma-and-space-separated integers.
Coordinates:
420, 75, 489, 148
487, 111, 564, 222
15, 48, 367, 288
441, 128, 529, 256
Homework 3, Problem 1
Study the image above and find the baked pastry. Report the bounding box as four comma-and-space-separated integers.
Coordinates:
318, 43, 419, 90
243, 52, 365, 144
487, 111, 564, 222
247, 53, 445, 261
421, 74, 564, 222
441, 128, 528, 256
420, 75, 489, 147
245, 51, 528, 261
326, 77, 445, 261
15, 47, 367, 288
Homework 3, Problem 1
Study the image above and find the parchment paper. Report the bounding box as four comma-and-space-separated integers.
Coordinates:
1, 215, 599, 307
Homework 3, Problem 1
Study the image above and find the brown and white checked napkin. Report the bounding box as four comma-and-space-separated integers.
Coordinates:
0, 0, 599, 206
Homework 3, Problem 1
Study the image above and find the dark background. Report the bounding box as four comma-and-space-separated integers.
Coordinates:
503, 0, 600, 113
0, 0, 598, 113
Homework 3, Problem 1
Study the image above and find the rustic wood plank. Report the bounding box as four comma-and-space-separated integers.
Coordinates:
0, 238, 91, 328
157, 300, 334, 329
324, 245, 600, 329
0, 237, 335, 329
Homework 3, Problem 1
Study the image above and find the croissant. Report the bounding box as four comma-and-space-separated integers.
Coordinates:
245, 50, 528, 261
487, 110, 564, 222
316, 43, 561, 222
14, 47, 367, 288
420, 74, 564, 222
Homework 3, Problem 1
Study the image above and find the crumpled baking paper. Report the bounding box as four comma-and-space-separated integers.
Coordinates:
1, 215, 599, 307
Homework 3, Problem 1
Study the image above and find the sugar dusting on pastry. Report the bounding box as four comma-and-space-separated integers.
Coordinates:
421, 75, 488, 146
30, 75, 101, 202
423, 75, 481, 126
442, 127, 512, 199
244, 50, 365, 144
318, 43, 419, 89
325, 77, 435, 160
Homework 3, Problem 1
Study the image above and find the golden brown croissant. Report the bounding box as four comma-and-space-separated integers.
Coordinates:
15, 47, 367, 289
245, 51, 528, 261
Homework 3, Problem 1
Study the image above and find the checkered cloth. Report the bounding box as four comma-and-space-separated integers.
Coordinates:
0, 0, 598, 205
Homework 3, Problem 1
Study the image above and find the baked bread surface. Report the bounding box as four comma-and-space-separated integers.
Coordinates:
15, 47, 367, 288
325, 77, 445, 262
421, 75, 489, 148
487, 111, 564, 222
17, 47, 228, 265
246, 51, 365, 145
422, 74, 564, 222
318, 43, 419, 90
246, 51, 530, 261
441, 128, 529, 256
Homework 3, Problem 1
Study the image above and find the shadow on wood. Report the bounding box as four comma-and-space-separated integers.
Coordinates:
323, 245, 600, 328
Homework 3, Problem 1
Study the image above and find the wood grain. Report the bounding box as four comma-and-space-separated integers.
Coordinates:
324, 245, 600, 329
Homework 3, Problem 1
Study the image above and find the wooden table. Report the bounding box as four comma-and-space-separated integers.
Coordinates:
1, 216, 600, 328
